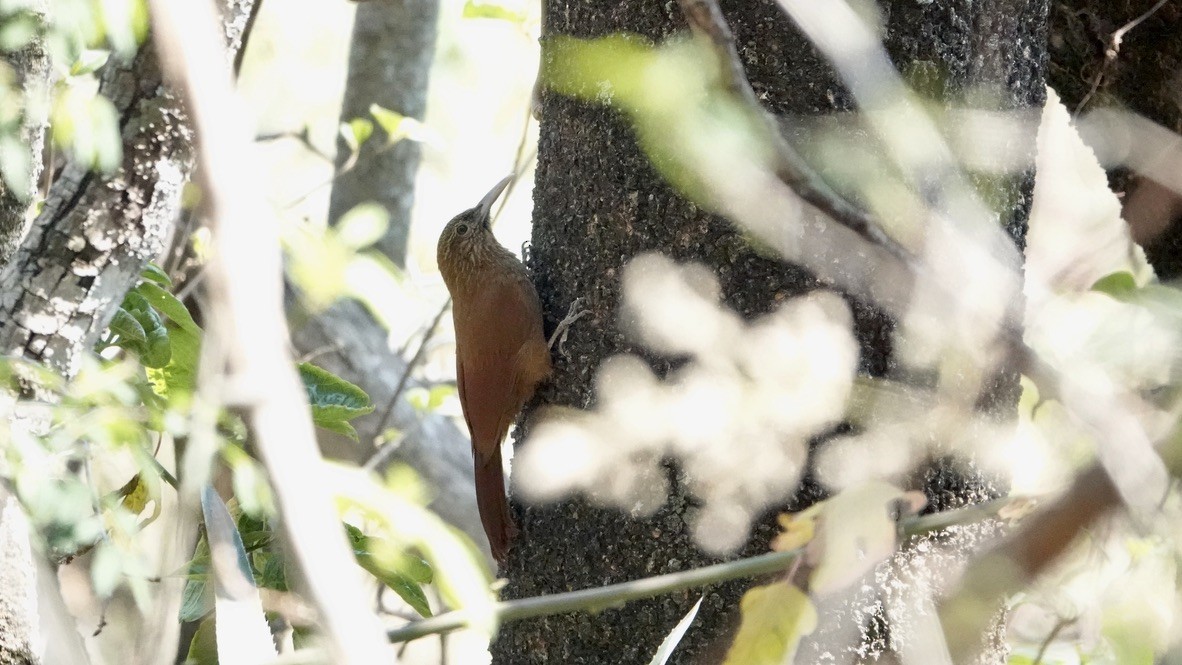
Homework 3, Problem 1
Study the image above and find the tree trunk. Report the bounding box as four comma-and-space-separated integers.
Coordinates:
327, 0, 439, 267
493, 1, 1046, 663
0, 3, 254, 662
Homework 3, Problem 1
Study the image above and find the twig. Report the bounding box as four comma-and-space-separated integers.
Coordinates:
257, 128, 335, 164
1031, 616, 1070, 665
233, 0, 265, 76
148, 1, 394, 662
676, 0, 915, 265
369, 300, 450, 443
1075, 0, 1169, 115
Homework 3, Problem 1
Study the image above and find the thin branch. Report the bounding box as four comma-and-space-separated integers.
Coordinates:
148, 0, 394, 662
370, 299, 449, 442
233, 0, 265, 76
675, 0, 915, 265
377, 497, 1026, 645
1076, 0, 1169, 114
1031, 616, 1070, 665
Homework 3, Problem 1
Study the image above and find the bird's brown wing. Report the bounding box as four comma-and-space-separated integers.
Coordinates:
454, 275, 549, 463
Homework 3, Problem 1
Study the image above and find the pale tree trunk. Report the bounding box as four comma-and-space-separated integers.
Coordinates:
327, 0, 439, 266
292, 0, 490, 547
493, 1, 1047, 663
0, 3, 255, 662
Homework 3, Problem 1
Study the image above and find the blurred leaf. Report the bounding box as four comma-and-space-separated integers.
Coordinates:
369, 103, 432, 144
340, 117, 372, 153
1091, 271, 1137, 297
406, 384, 454, 414
808, 481, 903, 595
722, 583, 816, 665
222, 445, 274, 518
134, 280, 200, 334
648, 595, 703, 665
184, 616, 218, 665
336, 202, 388, 250
462, 0, 527, 23
344, 523, 433, 616
0, 133, 31, 199
90, 541, 122, 599
331, 466, 495, 636
298, 362, 374, 426
0, 12, 39, 52
140, 262, 172, 286
89, 93, 121, 172
770, 504, 821, 553
69, 48, 109, 76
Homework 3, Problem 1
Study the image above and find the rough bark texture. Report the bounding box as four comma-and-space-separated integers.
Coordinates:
327, 0, 439, 267
492, 1, 1046, 663
0, 0, 255, 377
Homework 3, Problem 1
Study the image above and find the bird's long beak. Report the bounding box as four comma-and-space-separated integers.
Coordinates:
476, 175, 513, 229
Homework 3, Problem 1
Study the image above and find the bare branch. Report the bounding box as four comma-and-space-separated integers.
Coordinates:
676, 0, 914, 265
147, 0, 393, 661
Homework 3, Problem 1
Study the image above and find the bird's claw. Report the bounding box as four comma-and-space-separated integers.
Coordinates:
548, 297, 590, 355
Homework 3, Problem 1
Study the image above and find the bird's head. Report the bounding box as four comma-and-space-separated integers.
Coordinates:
437, 175, 513, 284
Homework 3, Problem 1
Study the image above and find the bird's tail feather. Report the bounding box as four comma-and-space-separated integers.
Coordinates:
474, 446, 516, 564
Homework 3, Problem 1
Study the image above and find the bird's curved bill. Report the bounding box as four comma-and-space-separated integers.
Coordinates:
476, 175, 514, 227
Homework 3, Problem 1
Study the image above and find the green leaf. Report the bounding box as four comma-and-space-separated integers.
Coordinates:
722, 583, 817, 665
314, 417, 360, 442
346, 524, 433, 616
340, 118, 372, 152
108, 307, 147, 345
1092, 271, 1138, 297
257, 551, 288, 591
180, 538, 214, 622
140, 262, 172, 286
369, 104, 431, 144
135, 305, 171, 368
134, 280, 200, 334
298, 362, 374, 427
336, 203, 389, 250
146, 321, 200, 399
185, 616, 219, 665
90, 541, 123, 599
462, 0, 528, 23
648, 595, 703, 665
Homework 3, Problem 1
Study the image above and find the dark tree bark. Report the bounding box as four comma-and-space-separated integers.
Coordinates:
327, 0, 439, 267
493, 1, 1046, 663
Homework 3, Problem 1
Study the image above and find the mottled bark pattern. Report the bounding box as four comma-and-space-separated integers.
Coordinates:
0, 1, 255, 377
493, 1, 1046, 663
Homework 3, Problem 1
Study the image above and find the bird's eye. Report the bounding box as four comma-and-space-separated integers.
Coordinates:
455, 223, 470, 236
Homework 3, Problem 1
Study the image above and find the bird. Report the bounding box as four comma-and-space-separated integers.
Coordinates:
437, 176, 551, 564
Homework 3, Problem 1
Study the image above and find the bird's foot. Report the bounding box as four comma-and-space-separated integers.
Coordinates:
548, 297, 590, 355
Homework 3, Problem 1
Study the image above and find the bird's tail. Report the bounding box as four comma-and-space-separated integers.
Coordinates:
474, 446, 516, 564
